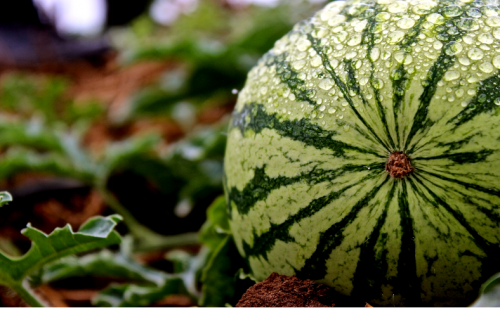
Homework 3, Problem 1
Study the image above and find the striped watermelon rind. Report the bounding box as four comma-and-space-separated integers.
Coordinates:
224, 0, 500, 306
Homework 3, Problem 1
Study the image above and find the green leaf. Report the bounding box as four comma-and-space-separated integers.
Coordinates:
165, 247, 209, 298
0, 215, 122, 286
92, 277, 189, 307
0, 214, 122, 306
471, 273, 500, 307
199, 196, 230, 250
0, 191, 12, 207
0, 148, 95, 183
38, 249, 165, 286
199, 235, 243, 307
101, 133, 162, 180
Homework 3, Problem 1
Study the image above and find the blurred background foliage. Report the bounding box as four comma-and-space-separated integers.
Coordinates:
0, 0, 327, 306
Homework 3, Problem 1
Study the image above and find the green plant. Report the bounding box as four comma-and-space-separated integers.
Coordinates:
0, 192, 122, 307
224, 0, 500, 306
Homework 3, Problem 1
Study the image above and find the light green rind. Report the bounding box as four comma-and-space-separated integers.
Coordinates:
224, 0, 500, 306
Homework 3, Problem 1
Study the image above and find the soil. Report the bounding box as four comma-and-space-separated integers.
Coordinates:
237, 273, 376, 307
236, 272, 337, 307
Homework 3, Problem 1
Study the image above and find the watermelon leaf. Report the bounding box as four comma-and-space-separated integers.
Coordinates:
471, 273, 500, 307
0, 191, 12, 207
0, 214, 122, 306
198, 196, 247, 307
199, 196, 230, 250
199, 235, 241, 307
37, 249, 165, 286
92, 277, 189, 307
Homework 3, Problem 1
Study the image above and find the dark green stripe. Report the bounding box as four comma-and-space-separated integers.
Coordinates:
231, 103, 383, 157
351, 181, 397, 301
404, 51, 455, 153
434, 134, 477, 152
229, 162, 384, 215
396, 180, 421, 305
411, 174, 496, 253
361, 2, 397, 150
267, 51, 317, 106
448, 71, 500, 127
404, 10, 472, 153
296, 175, 389, 280
306, 33, 391, 151
391, 9, 435, 149
415, 172, 500, 301
391, 63, 410, 149
414, 149, 494, 164
240, 167, 385, 259
412, 172, 500, 224
416, 169, 500, 199
410, 174, 500, 291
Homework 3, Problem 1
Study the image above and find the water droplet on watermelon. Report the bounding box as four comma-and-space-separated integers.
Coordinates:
314, 27, 329, 39
468, 89, 477, 95
311, 56, 322, 67
486, 15, 500, 27
445, 42, 463, 56
382, 51, 392, 60
495, 98, 500, 105
354, 19, 368, 32
347, 35, 362, 46
478, 33, 494, 44
493, 28, 500, 39
388, 1, 409, 13
433, 41, 443, 50
444, 71, 461, 81
466, 7, 482, 17
468, 48, 485, 60
481, 5, 500, 16
492, 55, 500, 68
328, 15, 347, 27
458, 56, 471, 65
412, 1, 437, 15
479, 62, 494, 73
319, 105, 326, 112
292, 60, 306, 70
328, 107, 337, 114
443, 5, 463, 17
427, 13, 445, 24
345, 51, 358, 59
370, 48, 381, 61
376, 11, 391, 21
456, 89, 465, 97
387, 31, 405, 44
456, 17, 480, 31
373, 79, 385, 89
319, 79, 334, 90
397, 18, 416, 29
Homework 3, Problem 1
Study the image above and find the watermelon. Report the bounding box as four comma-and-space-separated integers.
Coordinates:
223, 0, 500, 306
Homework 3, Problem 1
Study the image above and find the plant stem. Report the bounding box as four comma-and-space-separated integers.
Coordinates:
11, 281, 45, 307
134, 232, 200, 252
96, 186, 200, 251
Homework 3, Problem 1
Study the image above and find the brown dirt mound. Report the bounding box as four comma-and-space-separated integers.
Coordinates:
236, 272, 336, 307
